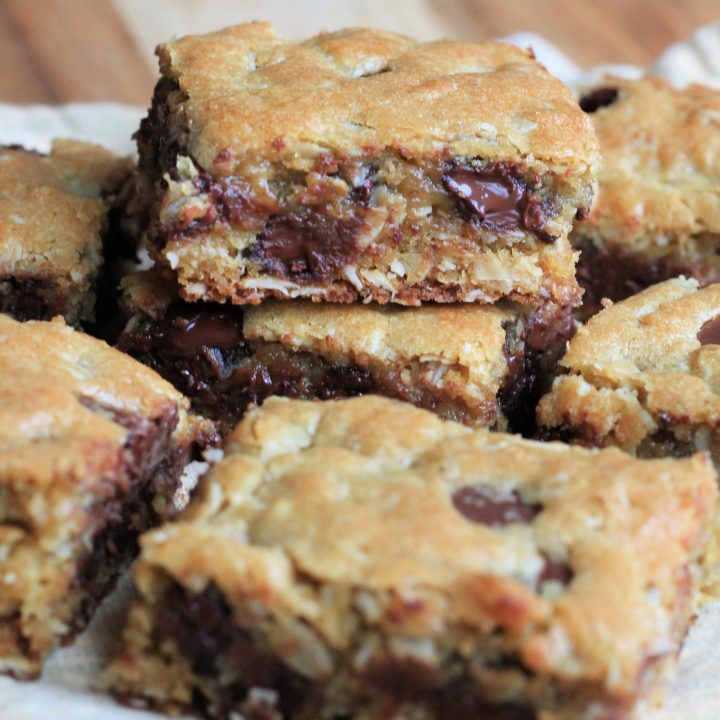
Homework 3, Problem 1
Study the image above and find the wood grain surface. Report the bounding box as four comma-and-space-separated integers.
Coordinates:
0, 0, 718, 105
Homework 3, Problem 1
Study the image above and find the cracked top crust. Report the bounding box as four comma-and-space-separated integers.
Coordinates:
573, 76, 720, 252
135, 395, 716, 703
0, 315, 203, 523
538, 277, 720, 451
0, 140, 131, 287
157, 22, 598, 175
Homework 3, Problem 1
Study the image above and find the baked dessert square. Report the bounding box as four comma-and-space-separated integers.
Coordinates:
106, 395, 716, 720
135, 22, 598, 307
538, 277, 720, 464
0, 314, 217, 679
0, 140, 132, 326
574, 77, 720, 317
116, 269, 575, 434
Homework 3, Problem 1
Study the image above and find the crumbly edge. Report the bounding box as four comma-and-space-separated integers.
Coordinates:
537, 373, 720, 468
106, 563, 688, 720
0, 400, 211, 679
168, 242, 581, 308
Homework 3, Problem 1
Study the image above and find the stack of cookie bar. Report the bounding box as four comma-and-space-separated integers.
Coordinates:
114, 22, 597, 435
1, 20, 720, 720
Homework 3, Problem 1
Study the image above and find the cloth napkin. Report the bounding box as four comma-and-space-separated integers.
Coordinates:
2, 22, 720, 720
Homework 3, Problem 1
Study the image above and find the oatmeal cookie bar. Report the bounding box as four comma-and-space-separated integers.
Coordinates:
107, 395, 716, 720
0, 140, 132, 326
135, 23, 598, 307
574, 77, 720, 316
538, 277, 720, 464
117, 269, 575, 434
0, 315, 216, 679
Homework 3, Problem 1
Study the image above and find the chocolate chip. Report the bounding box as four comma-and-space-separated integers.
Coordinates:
351, 166, 377, 205
499, 305, 576, 437
0, 275, 68, 323
443, 167, 524, 232
442, 163, 556, 242
452, 486, 541, 527
320, 365, 374, 396
154, 306, 244, 357
246, 210, 363, 279
698, 315, 720, 346
579, 87, 619, 113
363, 658, 438, 699
154, 583, 314, 715
575, 206, 590, 221
537, 555, 573, 586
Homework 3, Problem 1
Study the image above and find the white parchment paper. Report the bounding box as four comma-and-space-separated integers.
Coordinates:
2, 23, 720, 720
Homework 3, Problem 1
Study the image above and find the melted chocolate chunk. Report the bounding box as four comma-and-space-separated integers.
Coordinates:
364, 658, 538, 719
575, 243, 714, 319
538, 555, 573, 586
534, 424, 577, 444
246, 210, 364, 279
442, 163, 556, 242
637, 430, 696, 460
70, 401, 190, 632
441, 696, 537, 720
155, 583, 313, 715
152, 307, 244, 357
0, 275, 68, 323
500, 304, 577, 437
155, 584, 234, 675
117, 303, 248, 420
364, 658, 438, 698
320, 364, 374, 397
698, 315, 720, 346
452, 486, 541, 527
118, 307, 382, 432
351, 166, 377, 205
442, 167, 524, 232
579, 87, 619, 113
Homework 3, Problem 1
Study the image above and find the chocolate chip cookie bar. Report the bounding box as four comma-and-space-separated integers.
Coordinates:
107, 395, 716, 720
0, 315, 216, 679
117, 269, 574, 434
538, 277, 720, 464
0, 141, 132, 326
135, 23, 598, 307
574, 77, 720, 317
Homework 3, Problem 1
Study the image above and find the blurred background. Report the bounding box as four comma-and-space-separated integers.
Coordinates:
1, 0, 718, 105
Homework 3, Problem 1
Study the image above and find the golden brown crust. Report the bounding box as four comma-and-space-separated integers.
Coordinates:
161, 23, 598, 174
109, 396, 716, 719
0, 315, 212, 678
538, 277, 720, 457
574, 76, 720, 259
0, 140, 132, 325
139, 23, 597, 308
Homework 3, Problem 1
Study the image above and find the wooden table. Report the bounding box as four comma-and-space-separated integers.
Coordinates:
1, 0, 718, 105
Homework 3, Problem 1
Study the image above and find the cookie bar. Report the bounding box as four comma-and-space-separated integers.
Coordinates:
538, 277, 720, 464
135, 23, 598, 307
0, 141, 132, 326
574, 77, 720, 317
116, 269, 575, 433
0, 315, 216, 679
107, 395, 716, 720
